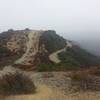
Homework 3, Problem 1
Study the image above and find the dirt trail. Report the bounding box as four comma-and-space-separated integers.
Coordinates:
4, 79, 100, 100
49, 41, 72, 63
4, 85, 67, 100
15, 31, 41, 65
49, 47, 66, 63
3, 84, 100, 100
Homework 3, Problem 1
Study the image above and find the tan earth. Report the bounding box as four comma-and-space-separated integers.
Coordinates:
0, 66, 99, 100
49, 41, 72, 63
15, 31, 42, 65
4, 85, 66, 100
3, 84, 100, 100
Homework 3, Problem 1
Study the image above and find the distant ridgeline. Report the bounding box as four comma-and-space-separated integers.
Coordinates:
0, 29, 100, 71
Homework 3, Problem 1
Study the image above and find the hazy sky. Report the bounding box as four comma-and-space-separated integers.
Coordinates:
0, 0, 100, 55
0, 0, 100, 40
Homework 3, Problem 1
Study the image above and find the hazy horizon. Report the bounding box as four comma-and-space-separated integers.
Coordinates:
0, 0, 100, 56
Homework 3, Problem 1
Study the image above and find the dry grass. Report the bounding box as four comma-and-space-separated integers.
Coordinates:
3, 85, 100, 100
0, 71, 99, 100
42, 72, 54, 78
70, 68, 100, 91
0, 72, 36, 95
70, 71, 89, 90
87, 67, 100, 76
70, 67, 100, 81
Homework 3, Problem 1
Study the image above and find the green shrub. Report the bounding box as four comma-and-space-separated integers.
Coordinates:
0, 46, 10, 54
58, 46, 100, 67
37, 63, 79, 72
0, 72, 36, 95
40, 30, 66, 53
37, 63, 55, 72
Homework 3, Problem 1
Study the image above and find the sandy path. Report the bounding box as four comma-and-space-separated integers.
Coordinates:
15, 31, 41, 65
3, 79, 100, 100
4, 84, 69, 100
4, 85, 100, 100
49, 41, 72, 63
49, 47, 66, 63
0, 67, 100, 100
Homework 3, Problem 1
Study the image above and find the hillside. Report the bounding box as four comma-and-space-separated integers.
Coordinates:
0, 29, 99, 70
59, 45, 100, 67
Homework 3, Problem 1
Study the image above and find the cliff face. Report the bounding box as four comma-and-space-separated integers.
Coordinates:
0, 29, 99, 70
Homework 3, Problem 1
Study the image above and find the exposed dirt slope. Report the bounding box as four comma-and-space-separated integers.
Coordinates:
49, 41, 72, 63
15, 31, 42, 65
49, 46, 67, 63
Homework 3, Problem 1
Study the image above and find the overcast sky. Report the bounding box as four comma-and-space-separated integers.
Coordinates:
0, 0, 100, 40
0, 0, 100, 55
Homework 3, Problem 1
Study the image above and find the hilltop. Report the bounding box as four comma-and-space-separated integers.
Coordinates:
0, 29, 99, 71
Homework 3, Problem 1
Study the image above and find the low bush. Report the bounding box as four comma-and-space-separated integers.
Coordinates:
70, 71, 91, 90
71, 71, 89, 81
87, 67, 100, 76
37, 63, 55, 72
58, 46, 100, 67
0, 72, 36, 95
37, 63, 79, 72
0, 46, 10, 54
70, 70, 100, 91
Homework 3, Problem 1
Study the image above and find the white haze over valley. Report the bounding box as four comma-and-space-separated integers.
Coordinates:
0, 0, 100, 56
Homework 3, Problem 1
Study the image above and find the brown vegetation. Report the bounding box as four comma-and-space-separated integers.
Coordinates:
70, 67, 100, 91
0, 72, 36, 95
